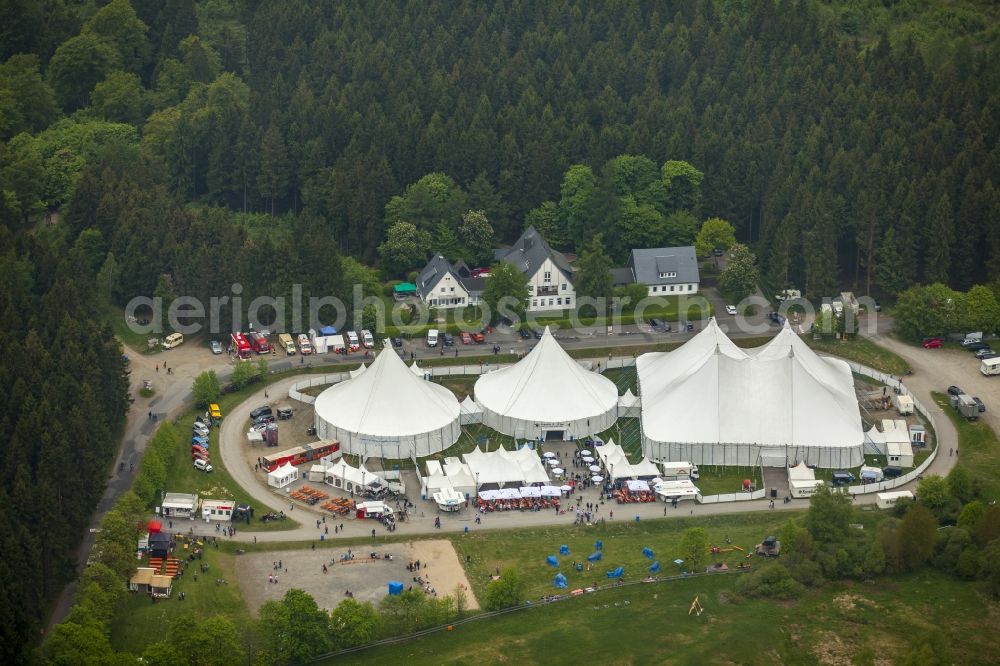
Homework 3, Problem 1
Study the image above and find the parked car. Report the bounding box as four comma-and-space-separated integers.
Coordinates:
975, 348, 995, 359
442, 332, 455, 346
392, 337, 403, 348
725, 305, 737, 316
649, 318, 664, 330
947, 385, 963, 396
518, 328, 531, 339
460, 332, 472, 344
194, 459, 214, 473
922, 337, 943, 349
831, 471, 855, 487
711, 248, 724, 257
964, 341, 990, 352
973, 397, 986, 413
210, 340, 223, 354
979, 352, 999, 360
768, 311, 785, 326
472, 332, 486, 343
882, 466, 903, 479
250, 405, 272, 420
253, 413, 275, 426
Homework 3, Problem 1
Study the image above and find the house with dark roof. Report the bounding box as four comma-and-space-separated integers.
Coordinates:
495, 226, 575, 312
626, 246, 700, 296
416, 254, 472, 308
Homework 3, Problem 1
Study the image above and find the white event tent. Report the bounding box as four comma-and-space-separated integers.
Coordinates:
462, 446, 549, 488
787, 462, 825, 498
638, 319, 864, 469
317, 458, 384, 494
314, 346, 461, 459
594, 440, 661, 480
473, 327, 618, 440
267, 462, 298, 489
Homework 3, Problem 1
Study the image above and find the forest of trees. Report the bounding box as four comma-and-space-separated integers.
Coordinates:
2, 0, 1000, 659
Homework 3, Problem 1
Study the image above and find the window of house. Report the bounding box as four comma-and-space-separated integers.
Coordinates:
566, 297, 572, 306
670, 286, 675, 292
658, 271, 677, 279
548, 298, 554, 306
557, 298, 562, 305
561, 283, 566, 290
440, 286, 446, 292
450, 287, 455, 292
532, 299, 538, 307
544, 271, 552, 282
688, 284, 693, 291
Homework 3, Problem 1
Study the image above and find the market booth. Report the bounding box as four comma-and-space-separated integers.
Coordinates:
267, 462, 299, 489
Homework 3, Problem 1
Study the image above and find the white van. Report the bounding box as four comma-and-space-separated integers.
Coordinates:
162, 332, 184, 349
427, 329, 439, 347
981, 357, 1000, 376
876, 490, 913, 509
362, 329, 374, 348
346, 330, 360, 350
194, 458, 214, 473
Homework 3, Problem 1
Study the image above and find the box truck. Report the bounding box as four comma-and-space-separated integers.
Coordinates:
297, 334, 313, 355
278, 333, 296, 355
876, 490, 913, 509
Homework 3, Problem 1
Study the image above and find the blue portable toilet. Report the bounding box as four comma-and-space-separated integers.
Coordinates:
388, 581, 404, 595
553, 573, 568, 588
642, 547, 654, 560
594, 540, 603, 550
546, 555, 559, 567
587, 551, 603, 562
559, 545, 570, 556
649, 561, 661, 573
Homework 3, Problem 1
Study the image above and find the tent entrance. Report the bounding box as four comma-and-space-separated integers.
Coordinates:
544, 430, 565, 441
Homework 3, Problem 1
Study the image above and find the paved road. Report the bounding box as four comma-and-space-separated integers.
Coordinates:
47, 311, 964, 629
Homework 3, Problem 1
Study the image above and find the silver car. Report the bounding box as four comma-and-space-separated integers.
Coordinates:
210, 340, 223, 354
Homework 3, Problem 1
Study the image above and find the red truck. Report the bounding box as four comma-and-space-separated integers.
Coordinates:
231, 332, 252, 360
249, 331, 271, 354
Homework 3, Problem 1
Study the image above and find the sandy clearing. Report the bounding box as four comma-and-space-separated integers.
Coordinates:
237, 539, 477, 615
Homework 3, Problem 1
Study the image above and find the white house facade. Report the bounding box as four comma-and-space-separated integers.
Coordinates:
416, 255, 470, 309
496, 226, 575, 312
627, 246, 700, 296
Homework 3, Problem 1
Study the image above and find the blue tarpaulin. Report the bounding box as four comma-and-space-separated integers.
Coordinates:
559, 545, 570, 556
648, 562, 661, 573
319, 325, 337, 335
594, 540, 603, 550
642, 547, 655, 559
388, 581, 404, 595
553, 573, 568, 588
546, 555, 558, 567
587, 551, 603, 562
606, 567, 624, 578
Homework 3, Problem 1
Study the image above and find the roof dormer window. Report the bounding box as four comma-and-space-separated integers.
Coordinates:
659, 271, 677, 279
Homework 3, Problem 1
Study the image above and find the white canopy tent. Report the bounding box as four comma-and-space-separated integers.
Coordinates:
267, 462, 298, 489
422, 458, 477, 499
459, 395, 484, 425
617, 389, 641, 417
462, 446, 549, 487
787, 461, 825, 498
653, 478, 700, 501
638, 319, 864, 469
314, 347, 461, 458
319, 458, 383, 494
593, 440, 661, 480
473, 327, 618, 440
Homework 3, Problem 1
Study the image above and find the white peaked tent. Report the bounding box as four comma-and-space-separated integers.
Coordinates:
460, 395, 484, 425
320, 458, 383, 493
473, 327, 618, 440
594, 439, 661, 480
618, 389, 641, 417
267, 462, 298, 489
787, 461, 825, 497
349, 363, 367, 379
314, 347, 461, 458
638, 319, 863, 468
462, 446, 549, 487
410, 361, 424, 377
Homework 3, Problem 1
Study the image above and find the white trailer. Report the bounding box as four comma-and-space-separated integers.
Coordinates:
876, 490, 914, 509
892, 394, 914, 415
981, 357, 1000, 376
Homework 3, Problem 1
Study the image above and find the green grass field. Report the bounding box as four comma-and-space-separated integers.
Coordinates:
340, 569, 998, 666
806, 336, 911, 376
933, 391, 1000, 500
109, 544, 251, 654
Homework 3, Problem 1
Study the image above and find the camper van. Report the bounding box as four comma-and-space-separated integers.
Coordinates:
981, 357, 1000, 376
876, 490, 913, 509
162, 332, 184, 349
892, 394, 914, 415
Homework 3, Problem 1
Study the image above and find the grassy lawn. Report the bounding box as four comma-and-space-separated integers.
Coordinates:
431, 375, 477, 400
450, 512, 790, 603
933, 391, 1000, 500
421, 424, 518, 467
106, 304, 164, 354
693, 465, 764, 496
806, 336, 911, 376
342, 569, 998, 666
601, 367, 637, 394
109, 545, 251, 654
595, 418, 642, 459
